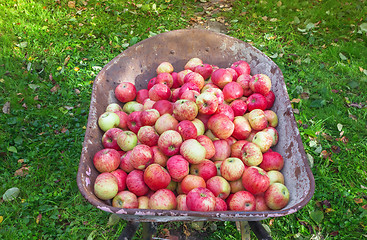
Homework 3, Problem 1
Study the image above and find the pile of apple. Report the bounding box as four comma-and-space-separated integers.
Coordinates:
93, 57, 290, 212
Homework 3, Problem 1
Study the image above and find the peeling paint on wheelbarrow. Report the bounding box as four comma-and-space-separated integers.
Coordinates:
77, 29, 315, 222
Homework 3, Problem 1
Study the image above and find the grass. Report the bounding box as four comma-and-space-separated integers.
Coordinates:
0, 0, 366, 239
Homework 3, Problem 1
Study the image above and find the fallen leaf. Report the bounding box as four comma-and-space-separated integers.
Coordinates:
0, 216, 3, 224
22, 103, 27, 109
337, 123, 343, 131
3, 187, 20, 201
300, 92, 309, 99
277, 1, 282, 7
320, 150, 330, 159
330, 231, 339, 236
63, 55, 71, 66
74, 89, 80, 94
50, 84, 60, 93
2, 101, 10, 114
349, 114, 357, 121
269, 218, 274, 226
68, 1, 75, 8
291, 98, 301, 103
322, 133, 333, 141
74, 67, 80, 72
354, 198, 363, 204
107, 213, 120, 226
15, 166, 29, 177
331, 145, 341, 153
36, 213, 42, 224
324, 208, 334, 213
362, 205, 367, 210
17, 159, 24, 163
61, 127, 68, 133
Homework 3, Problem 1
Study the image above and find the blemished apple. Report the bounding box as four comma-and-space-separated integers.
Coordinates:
220, 157, 245, 181
252, 131, 273, 153
94, 172, 119, 200
267, 170, 285, 185
115, 82, 137, 103
259, 151, 284, 171
249, 73, 272, 96
242, 166, 270, 195
184, 71, 205, 90
173, 99, 198, 121
180, 139, 206, 164
138, 196, 150, 209
140, 108, 160, 126
262, 127, 279, 147
157, 130, 183, 156
127, 111, 143, 134
211, 68, 233, 88
98, 112, 120, 132
236, 74, 253, 97
248, 109, 268, 131
194, 63, 213, 80
264, 90, 275, 109
184, 57, 203, 71
214, 103, 234, 121
264, 110, 278, 128
176, 120, 198, 140
116, 130, 137, 152
241, 142, 263, 166
214, 197, 228, 211
231, 140, 249, 159
112, 190, 139, 209
126, 170, 149, 196
111, 169, 127, 192
176, 194, 189, 211
93, 148, 121, 173
180, 90, 200, 102
156, 72, 174, 88
230, 99, 248, 117
148, 189, 177, 210
232, 116, 252, 140
119, 151, 134, 173
129, 144, 154, 170
255, 193, 271, 211
228, 190, 256, 211
229, 178, 246, 193
196, 92, 219, 115
196, 135, 216, 159
190, 159, 217, 181
191, 118, 205, 136
144, 163, 171, 191
180, 175, 206, 194
136, 89, 149, 104
152, 99, 173, 116
211, 140, 231, 161
204, 87, 224, 104
246, 93, 268, 112
231, 60, 251, 76
151, 146, 169, 167
106, 103, 122, 112
206, 176, 231, 200
186, 187, 216, 211
156, 61, 174, 74
264, 183, 290, 210
155, 113, 179, 135
122, 101, 143, 114
148, 83, 171, 101
166, 155, 190, 182
114, 111, 128, 129
223, 82, 244, 102
102, 128, 123, 150
207, 114, 234, 139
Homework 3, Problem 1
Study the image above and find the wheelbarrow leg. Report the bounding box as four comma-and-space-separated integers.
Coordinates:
248, 221, 273, 240
118, 221, 140, 240
141, 222, 157, 240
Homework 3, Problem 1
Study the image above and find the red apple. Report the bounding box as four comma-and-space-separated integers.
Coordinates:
259, 151, 284, 171
151, 146, 168, 167
156, 61, 174, 74
171, 72, 180, 88
252, 131, 273, 153
228, 191, 256, 211
93, 148, 120, 173
249, 74, 272, 95
201, 82, 219, 93
190, 159, 217, 181
127, 111, 143, 134
144, 163, 171, 191
152, 99, 173, 116
231, 140, 249, 158
196, 113, 211, 130
206, 176, 231, 199
264, 90, 275, 109
229, 178, 246, 193
232, 116, 252, 140
126, 170, 149, 196
226, 67, 239, 81
176, 194, 189, 211
242, 166, 270, 195
119, 151, 134, 173
138, 196, 150, 209
196, 92, 219, 115
207, 114, 234, 139
223, 82, 244, 102
184, 57, 203, 71
147, 77, 156, 90
255, 193, 271, 211
186, 187, 216, 211
156, 72, 174, 88
215, 103, 234, 121
176, 120, 198, 140
211, 140, 231, 161
154, 113, 179, 135
180, 175, 206, 194
171, 87, 181, 102
173, 99, 198, 121
102, 128, 123, 150
136, 89, 149, 104
129, 144, 154, 170
149, 189, 177, 210
236, 74, 253, 97
184, 71, 205, 90
194, 63, 213, 80
214, 197, 228, 211
157, 130, 183, 156
248, 109, 268, 131
241, 142, 263, 166
204, 87, 224, 104
180, 90, 200, 102
196, 135, 216, 159
137, 126, 159, 147
106, 103, 122, 113
264, 110, 278, 128
115, 82, 137, 103
231, 60, 251, 76
166, 155, 190, 182
180, 139, 206, 164
264, 183, 290, 210
112, 190, 138, 208
140, 108, 160, 126
220, 157, 245, 181
94, 172, 118, 200
267, 170, 285, 185
211, 68, 233, 88
177, 69, 193, 86
111, 169, 127, 192
246, 93, 268, 111
114, 111, 128, 129
262, 127, 279, 147
191, 118, 205, 136
143, 98, 156, 110
230, 99, 248, 117
148, 83, 171, 101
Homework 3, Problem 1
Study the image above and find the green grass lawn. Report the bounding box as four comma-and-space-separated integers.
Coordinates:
0, 0, 366, 239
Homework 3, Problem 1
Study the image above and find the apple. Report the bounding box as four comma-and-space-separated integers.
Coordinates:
228, 191, 256, 211
264, 90, 275, 109
215, 104, 234, 121
196, 135, 216, 159
184, 71, 205, 90
246, 93, 268, 112
232, 116, 252, 140
220, 157, 245, 181
241, 142, 263, 166
201, 82, 219, 93
196, 92, 219, 115
230, 99, 248, 117
147, 77, 156, 90
264, 110, 278, 127
194, 63, 213, 80
214, 197, 228, 211
184, 57, 203, 71
154, 113, 179, 135
223, 82, 244, 102
248, 109, 268, 131
115, 82, 137, 103
93, 148, 120, 173
152, 100, 173, 116
127, 111, 143, 134
171, 72, 180, 88
207, 114, 234, 139
156, 72, 174, 88
226, 67, 238, 81
206, 176, 231, 200
148, 83, 171, 101
102, 128, 123, 150
186, 187, 216, 211
204, 87, 224, 104
166, 155, 190, 182
119, 151, 134, 173
242, 166, 270, 195
94, 172, 118, 200
112, 191, 139, 208
136, 89, 149, 104
151, 146, 168, 167
191, 118, 205, 136
117, 130, 138, 152
214, 160, 223, 176
156, 61, 174, 74
262, 127, 279, 147
176, 120, 198, 140
138, 196, 150, 209
144, 163, 171, 191
229, 178, 245, 193
123, 101, 144, 114
225, 136, 237, 146
129, 144, 154, 170
211, 140, 231, 161
180, 139, 206, 164
180, 90, 200, 102
236, 74, 253, 97
259, 151, 284, 171
190, 159, 217, 181
149, 189, 177, 210
98, 112, 120, 132
137, 126, 159, 147
252, 131, 273, 153
143, 98, 156, 110
111, 169, 128, 192
267, 170, 285, 185
158, 130, 183, 156
106, 103, 122, 112
264, 183, 290, 210
255, 194, 271, 211
249, 74, 272, 96
231, 60, 251, 76
140, 108, 160, 126
126, 170, 149, 196
173, 99, 198, 121
177, 69, 193, 86
171, 87, 181, 102
114, 111, 128, 129
180, 175, 206, 194
176, 194, 189, 211
245, 129, 259, 142
211, 68, 233, 88
231, 140, 249, 158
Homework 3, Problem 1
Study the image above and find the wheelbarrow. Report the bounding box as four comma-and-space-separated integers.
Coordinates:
77, 29, 315, 239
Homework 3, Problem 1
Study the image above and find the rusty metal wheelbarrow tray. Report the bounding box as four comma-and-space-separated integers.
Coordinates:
77, 29, 315, 222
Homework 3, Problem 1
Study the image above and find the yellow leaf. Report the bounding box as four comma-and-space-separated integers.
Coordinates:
0, 216, 3, 223
57, 66, 62, 71
325, 208, 334, 213
36, 214, 42, 224
74, 67, 80, 72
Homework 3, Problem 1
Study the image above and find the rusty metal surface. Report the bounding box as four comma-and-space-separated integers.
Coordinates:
77, 29, 315, 222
